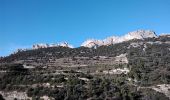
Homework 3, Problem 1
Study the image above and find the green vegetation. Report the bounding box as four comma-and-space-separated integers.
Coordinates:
0, 36, 170, 99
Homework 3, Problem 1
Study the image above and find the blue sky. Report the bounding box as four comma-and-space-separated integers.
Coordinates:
0, 0, 170, 56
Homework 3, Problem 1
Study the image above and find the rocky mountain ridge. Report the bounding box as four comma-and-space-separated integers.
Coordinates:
32, 42, 73, 49
81, 30, 157, 48
12, 30, 162, 51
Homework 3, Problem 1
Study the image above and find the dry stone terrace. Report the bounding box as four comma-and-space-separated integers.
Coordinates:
0, 35, 170, 100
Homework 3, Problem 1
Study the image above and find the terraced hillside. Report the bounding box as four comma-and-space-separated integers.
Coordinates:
0, 35, 170, 100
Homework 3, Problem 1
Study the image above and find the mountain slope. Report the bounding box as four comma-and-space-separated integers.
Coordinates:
0, 33, 170, 100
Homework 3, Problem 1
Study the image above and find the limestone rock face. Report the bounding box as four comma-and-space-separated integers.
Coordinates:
33, 42, 73, 49
81, 30, 157, 48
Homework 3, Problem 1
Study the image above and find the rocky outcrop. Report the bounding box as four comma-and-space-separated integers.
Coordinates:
0, 91, 31, 100
33, 42, 73, 49
81, 30, 157, 48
